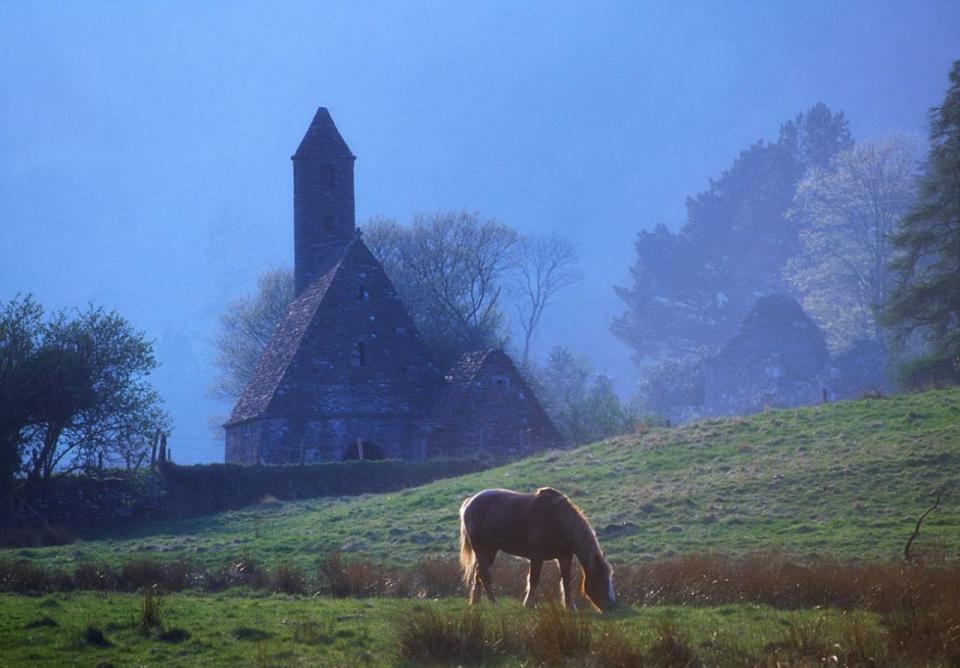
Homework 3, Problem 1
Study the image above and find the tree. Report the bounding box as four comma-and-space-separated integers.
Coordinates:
363, 211, 520, 368
785, 135, 920, 351
211, 268, 294, 402
511, 234, 579, 367
529, 347, 635, 444
884, 61, 960, 385
634, 349, 708, 421
0, 296, 169, 480
0, 296, 43, 485
612, 104, 853, 361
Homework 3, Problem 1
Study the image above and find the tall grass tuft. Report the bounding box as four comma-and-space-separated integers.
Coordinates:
139, 584, 163, 632
396, 606, 496, 665
528, 602, 594, 663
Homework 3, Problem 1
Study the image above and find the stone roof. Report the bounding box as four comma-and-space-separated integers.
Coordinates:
225, 241, 354, 425
443, 349, 497, 385
292, 107, 355, 160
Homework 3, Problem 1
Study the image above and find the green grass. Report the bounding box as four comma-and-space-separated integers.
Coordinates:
0, 592, 879, 667
5, 389, 960, 572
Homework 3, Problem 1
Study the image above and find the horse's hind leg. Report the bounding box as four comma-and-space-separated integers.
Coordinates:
523, 558, 543, 608
468, 563, 481, 605
476, 549, 497, 603
558, 555, 577, 610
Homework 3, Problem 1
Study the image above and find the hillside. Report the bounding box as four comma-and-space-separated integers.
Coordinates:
7, 389, 960, 570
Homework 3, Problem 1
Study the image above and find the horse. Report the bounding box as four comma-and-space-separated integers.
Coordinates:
459, 487, 616, 611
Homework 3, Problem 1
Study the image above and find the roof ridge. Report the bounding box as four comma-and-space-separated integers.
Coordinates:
226, 241, 356, 425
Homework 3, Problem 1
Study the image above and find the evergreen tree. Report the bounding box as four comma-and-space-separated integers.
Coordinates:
884, 61, 960, 386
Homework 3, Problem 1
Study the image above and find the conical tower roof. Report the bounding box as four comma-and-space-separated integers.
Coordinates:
292, 107, 355, 160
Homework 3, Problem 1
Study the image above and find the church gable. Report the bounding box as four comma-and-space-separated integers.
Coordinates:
268, 240, 441, 418
227, 246, 350, 425
429, 349, 564, 456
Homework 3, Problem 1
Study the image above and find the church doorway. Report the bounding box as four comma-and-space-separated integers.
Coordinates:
342, 439, 385, 461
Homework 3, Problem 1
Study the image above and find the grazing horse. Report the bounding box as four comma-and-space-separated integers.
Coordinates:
459, 487, 616, 611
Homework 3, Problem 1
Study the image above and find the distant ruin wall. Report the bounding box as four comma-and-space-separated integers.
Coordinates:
1, 458, 487, 547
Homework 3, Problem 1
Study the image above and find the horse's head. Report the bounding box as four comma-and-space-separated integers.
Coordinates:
581, 553, 617, 612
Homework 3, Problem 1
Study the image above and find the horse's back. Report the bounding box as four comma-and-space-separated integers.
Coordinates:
461, 489, 533, 548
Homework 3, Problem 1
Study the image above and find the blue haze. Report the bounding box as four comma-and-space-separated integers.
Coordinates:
1, 1, 957, 463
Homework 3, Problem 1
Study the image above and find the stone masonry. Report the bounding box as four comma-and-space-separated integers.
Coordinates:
224, 109, 563, 464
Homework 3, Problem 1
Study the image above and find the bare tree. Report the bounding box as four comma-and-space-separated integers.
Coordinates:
364, 211, 519, 368
512, 234, 579, 366
211, 268, 294, 401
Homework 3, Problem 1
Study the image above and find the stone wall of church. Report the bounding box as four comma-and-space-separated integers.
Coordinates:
428, 354, 564, 458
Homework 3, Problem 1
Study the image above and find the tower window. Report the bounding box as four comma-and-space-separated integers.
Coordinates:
352, 341, 366, 367
320, 164, 335, 189
358, 285, 369, 301
323, 213, 335, 229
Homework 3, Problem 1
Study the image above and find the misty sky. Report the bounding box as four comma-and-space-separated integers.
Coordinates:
2, 1, 958, 464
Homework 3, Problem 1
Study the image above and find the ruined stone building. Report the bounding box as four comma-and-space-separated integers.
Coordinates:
225, 109, 562, 465
703, 295, 830, 416
702, 294, 892, 417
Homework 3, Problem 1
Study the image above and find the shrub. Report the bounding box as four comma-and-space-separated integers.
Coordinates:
412, 557, 463, 597
0, 560, 48, 593
73, 562, 116, 591
317, 552, 388, 598
121, 559, 164, 591
272, 561, 308, 595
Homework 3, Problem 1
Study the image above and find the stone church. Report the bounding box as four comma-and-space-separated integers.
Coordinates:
224, 109, 563, 465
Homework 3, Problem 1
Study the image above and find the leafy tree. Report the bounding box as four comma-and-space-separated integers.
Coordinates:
529, 346, 635, 444
211, 268, 294, 401
0, 296, 169, 480
0, 296, 43, 484
634, 349, 708, 421
785, 136, 920, 351
363, 211, 519, 369
612, 104, 853, 361
511, 234, 579, 367
884, 61, 960, 386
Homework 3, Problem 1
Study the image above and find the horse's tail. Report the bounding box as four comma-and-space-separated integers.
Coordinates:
459, 499, 476, 589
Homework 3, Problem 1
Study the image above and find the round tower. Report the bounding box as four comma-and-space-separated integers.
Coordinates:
292, 107, 356, 293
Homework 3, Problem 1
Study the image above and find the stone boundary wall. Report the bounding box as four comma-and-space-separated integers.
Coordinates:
1, 458, 487, 547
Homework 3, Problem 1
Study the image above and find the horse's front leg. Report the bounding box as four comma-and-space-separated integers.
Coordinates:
522, 558, 543, 608
558, 554, 577, 610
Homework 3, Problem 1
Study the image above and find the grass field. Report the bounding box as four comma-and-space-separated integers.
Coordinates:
0, 592, 885, 667
2, 389, 959, 666
5, 389, 958, 572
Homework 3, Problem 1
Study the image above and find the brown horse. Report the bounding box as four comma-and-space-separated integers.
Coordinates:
459, 487, 616, 611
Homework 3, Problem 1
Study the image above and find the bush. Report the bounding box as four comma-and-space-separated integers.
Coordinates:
272, 561, 308, 595
0, 560, 48, 593
317, 552, 390, 598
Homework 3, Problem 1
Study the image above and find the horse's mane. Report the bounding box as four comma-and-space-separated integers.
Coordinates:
537, 488, 606, 567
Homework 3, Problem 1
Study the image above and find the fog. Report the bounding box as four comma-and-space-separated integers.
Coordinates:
2, 1, 957, 463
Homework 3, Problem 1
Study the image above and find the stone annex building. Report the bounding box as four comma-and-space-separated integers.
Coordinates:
225, 109, 563, 465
